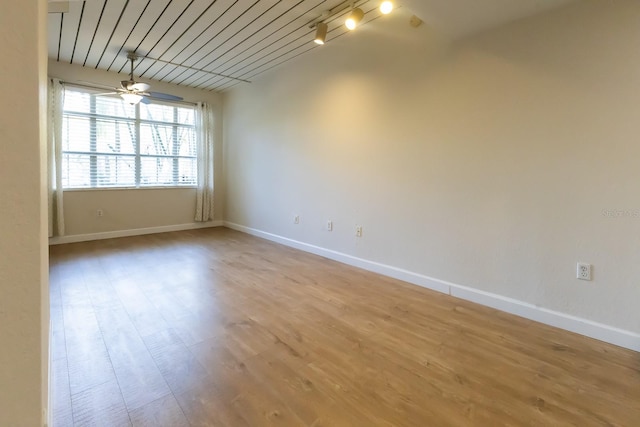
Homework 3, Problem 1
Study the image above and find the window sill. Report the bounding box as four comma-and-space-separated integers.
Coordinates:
63, 186, 198, 192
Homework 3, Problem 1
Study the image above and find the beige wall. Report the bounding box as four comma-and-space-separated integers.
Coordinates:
0, 0, 49, 425
63, 188, 200, 235
48, 61, 225, 236
224, 1, 640, 334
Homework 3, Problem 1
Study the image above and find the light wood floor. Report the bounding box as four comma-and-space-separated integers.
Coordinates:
49, 227, 640, 426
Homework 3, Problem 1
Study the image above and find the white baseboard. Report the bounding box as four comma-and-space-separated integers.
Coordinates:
48, 221, 223, 245
224, 221, 640, 352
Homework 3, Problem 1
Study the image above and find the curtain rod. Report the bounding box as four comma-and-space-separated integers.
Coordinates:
56, 80, 200, 107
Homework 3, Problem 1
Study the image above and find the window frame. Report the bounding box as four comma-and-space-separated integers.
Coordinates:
61, 85, 198, 191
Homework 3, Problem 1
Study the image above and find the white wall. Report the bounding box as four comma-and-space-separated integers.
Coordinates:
48, 61, 225, 237
0, 0, 49, 425
224, 1, 640, 337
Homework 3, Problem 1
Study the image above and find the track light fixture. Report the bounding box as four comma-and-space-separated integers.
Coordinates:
380, 1, 393, 14
314, 22, 328, 45
308, 1, 395, 45
345, 7, 364, 30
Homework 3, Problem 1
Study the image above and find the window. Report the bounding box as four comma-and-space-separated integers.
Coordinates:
62, 87, 197, 189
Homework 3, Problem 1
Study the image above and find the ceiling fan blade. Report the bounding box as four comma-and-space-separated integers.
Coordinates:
94, 92, 119, 96
147, 91, 184, 102
130, 82, 150, 92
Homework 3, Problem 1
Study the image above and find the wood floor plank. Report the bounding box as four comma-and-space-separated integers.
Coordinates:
108, 347, 172, 412
51, 358, 74, 427
175, 380, 250, 427
129, 394, 190, 427
65, 331, 116, 397
142, 328, 210, 396
70, 379, 131, 427
49, 227, 640, 426
50, 321, 68, 362
243, 348, 384, 427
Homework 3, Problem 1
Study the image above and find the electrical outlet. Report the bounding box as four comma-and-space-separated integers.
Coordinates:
355, 226, 362, 237
327, 220, 333, 231
96, 209, 104, 217
577, 262, 592, 281
294, 215, 300, 224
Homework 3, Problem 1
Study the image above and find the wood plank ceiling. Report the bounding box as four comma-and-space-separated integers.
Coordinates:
48, 0, 383, 92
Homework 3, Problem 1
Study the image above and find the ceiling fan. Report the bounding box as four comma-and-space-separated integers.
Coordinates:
100, 51, 183, 105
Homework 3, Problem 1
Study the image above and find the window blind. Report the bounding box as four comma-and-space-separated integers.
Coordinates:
61, 87, 197, 189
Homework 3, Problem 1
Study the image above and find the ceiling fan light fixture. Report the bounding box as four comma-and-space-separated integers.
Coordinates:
345, 7, 364, 30
380, 1, 393, 14
314, 22, 328, 45
120, 92, 143, 105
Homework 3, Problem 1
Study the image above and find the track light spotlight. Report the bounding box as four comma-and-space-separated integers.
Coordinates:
380, 1, 393, 14
345, 7, 364, 30
314, 22, 328, 45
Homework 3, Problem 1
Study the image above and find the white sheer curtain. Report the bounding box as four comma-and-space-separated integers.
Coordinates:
195, 102, 215, 222
48, 78, 65, 237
